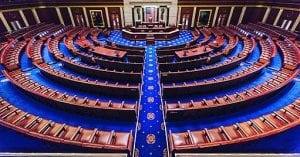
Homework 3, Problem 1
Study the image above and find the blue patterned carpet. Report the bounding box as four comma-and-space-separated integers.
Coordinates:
135, 46, 167, 157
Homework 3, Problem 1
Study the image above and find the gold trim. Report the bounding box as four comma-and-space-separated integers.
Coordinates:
291, 14, 300, 32
105, 7, 111, 27
273, 8, 283, 26
89, 10, 105, 28
226, 6, 234, 26
31, 8, 40, 23
19, 9, 29, 27
67, 7, 75, 26
262, 6, 271, 23
238, 6, 246, 25
191, 7, 196, 27
55, 7, 65, 25
0, 11, 12, 32
211, 6, 219, 27
83, 7, 90, 27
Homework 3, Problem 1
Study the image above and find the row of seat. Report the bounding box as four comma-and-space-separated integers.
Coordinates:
156, 28, 200, 56
276, 39, 300, 71
58, 37, 142, 83
5, 23, 46, 40
161, 33, 254, 86
169, 98, 300, 154
163, 25, 277, 98
0, 97, 133, 154
164, 33, 298, 119
0, 40, 27, 71
258, 22, 298, 40
24, 28, 141, 98
157, 28, 213, 63
3, 69, 138, 120
63, 28, 145, 73
158, 28, 226, 72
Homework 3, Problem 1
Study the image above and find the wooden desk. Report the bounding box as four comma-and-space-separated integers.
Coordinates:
208, 37, 226, 49
77, 39, 93, 49
175, 45, 213, 59
122, 29, 180, 40
128, 27, 174, 33
146, 36, 155, 45
136, 21, 165, 28
90, 46, 127, 59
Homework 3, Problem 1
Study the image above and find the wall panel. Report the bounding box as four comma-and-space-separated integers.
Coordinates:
277, 9, 299, 28
0, 19, 7, 32
23, 9, 36, 25
180, 7, 194, 28
71, 7, 86, 26
242, 7, 267, 24
265, 8, 279, 25
36, 8, 60, 24
59, 7, 72, 25
108, 7, 122, 28
216, 7, 231, 26
229, 7, 242, 25
3, 11, 25, 29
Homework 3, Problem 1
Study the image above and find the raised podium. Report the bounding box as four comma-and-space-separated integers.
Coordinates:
146, 34, 155, 45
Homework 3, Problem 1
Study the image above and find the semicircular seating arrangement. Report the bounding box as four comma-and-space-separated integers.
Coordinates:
0, 10, 299, 157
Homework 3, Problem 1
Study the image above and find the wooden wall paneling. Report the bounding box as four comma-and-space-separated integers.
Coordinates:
23, 9, 36, 25
3, 10, 25, 29
36, 8, 60, 24
296, 22, 300, 32
277, 9, 299, 29
216, 7, 231, 26
180, 7, 194, 28
242, 7, 267, 24
86, 7, 108, 27
59, 7, 72, 26
230, 7, 242, 25
71, 7, 86, 26
0, 18, 7, 33
194, 7, 216, 27
108, 7, 122, 29
265, 8, 279, 25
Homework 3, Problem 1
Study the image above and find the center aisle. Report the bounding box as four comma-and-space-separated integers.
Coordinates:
134, 46, 168, 157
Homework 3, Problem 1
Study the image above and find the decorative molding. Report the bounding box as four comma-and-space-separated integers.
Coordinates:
55, 7, 65, 25
83, 7, 90, 27
67, 7, 75, 26
238, 6, 246, 24
177, 6, 181, 25
31, 8, 40, 23
120, 7, 125, 27
212, 6, 219, 27
226, 6, 234, 26
290, 13, 300, 32
262, 6, 271, 23
273, 8, 283, 26
105, 7, 111, 27
19, 10, 29, 27
0, 11, 12, 32
191, 7, 196, 27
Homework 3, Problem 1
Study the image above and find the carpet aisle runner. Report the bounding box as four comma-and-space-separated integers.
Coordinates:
135, 46, 168, 157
